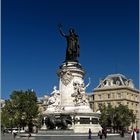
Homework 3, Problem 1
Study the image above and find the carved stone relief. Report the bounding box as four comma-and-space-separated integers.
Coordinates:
71, 80, 89, 106
60, 70, 74, 86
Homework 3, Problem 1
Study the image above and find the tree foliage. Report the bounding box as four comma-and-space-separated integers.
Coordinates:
1, 100, 15, 129
99, 104, 136, 132
1, 90, 39, 132
99, 104, 108, 128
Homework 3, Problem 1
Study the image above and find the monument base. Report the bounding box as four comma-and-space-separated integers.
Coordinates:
43, 111, 102, 133
42, 61, 102, 133
73, 113, 102, 133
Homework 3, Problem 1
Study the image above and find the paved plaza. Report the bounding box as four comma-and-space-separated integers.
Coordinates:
1, 134, 131, 140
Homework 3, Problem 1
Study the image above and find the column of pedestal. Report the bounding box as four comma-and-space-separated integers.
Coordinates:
57, 62, 85, 108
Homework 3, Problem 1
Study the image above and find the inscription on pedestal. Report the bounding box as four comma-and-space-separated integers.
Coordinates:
92, 118, 99, 124
80, 118, 90, 124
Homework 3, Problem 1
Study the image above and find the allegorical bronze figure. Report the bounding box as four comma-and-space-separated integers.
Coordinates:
58, 24, 80, 62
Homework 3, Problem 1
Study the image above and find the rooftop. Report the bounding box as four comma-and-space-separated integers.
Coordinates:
95, 73, 135, 89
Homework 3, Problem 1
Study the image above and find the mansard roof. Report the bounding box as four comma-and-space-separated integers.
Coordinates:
95, 74, 135, 89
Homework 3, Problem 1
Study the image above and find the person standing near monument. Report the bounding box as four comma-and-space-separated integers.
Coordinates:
58, 24, 80, 62
88, 128, 92, 139
98, 130, 103, 139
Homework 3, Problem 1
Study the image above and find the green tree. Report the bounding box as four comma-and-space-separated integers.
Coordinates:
114, 104, 136, 131
1, 89, 39, 132
106, 104, 116, 132
99, 104, 136, 132
1, 100, 15, 130
99, 103, 109, 128
23, 90, 39, 132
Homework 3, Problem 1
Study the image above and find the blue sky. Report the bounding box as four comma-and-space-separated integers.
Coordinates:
2, 0, 139, 99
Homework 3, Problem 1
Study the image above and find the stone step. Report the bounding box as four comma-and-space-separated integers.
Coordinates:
38, 129, 74, 134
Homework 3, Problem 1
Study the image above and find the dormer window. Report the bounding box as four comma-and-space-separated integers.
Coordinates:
116, 80, 120, 86
125, 81, 128, 86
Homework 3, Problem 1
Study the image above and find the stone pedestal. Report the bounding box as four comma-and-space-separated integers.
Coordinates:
57, 61, 85, 109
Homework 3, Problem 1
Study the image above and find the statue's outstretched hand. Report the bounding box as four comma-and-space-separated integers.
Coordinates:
58, 24, 66, 37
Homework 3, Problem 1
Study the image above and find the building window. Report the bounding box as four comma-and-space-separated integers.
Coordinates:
112, 93, 115, 98
98, 95, 101, 100
131, 94, 133, 100
108, 94, 110, 99
116, 80, 120, 85
118, 93, 121, 98
135, 96, 138, 101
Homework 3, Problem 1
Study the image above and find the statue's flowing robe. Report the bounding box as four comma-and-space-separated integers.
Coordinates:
65, 34, 80, 61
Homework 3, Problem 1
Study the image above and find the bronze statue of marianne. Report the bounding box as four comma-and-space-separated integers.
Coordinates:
58, 24, 80, 62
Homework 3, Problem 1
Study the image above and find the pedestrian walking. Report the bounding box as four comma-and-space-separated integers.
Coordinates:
88, 128, 92, 139
102, 128, 107, 139
28, 132, 31, 139
121, 129, 124, 137
13, 132, 17, 139
104, 128, 107, 139
2, 129, 5, 135
131, 128, 138, 140
98, 130, 103, 139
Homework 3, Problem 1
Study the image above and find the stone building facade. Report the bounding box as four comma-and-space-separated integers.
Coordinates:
88, 74, 139, 128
